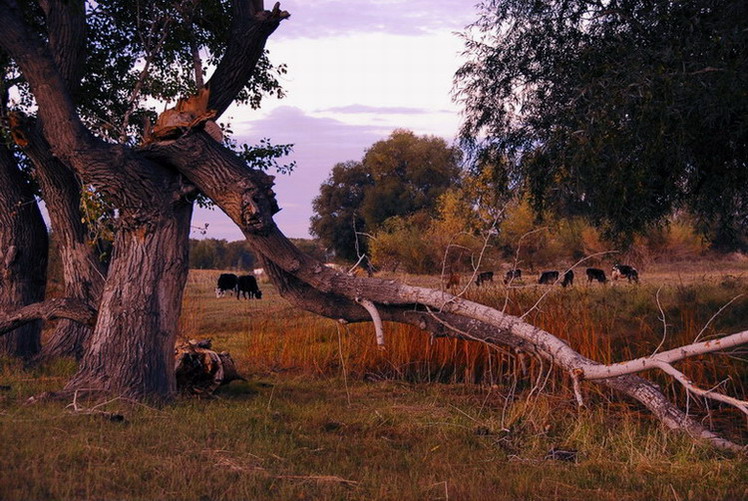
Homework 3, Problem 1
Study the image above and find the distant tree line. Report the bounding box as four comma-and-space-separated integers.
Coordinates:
309, 1, 747, 275
188, 237, 327, 271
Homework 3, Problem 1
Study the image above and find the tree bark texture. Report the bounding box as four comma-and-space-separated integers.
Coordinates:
0, 143, 48, 358
15, 121, 105, 360
65, 200, 193, 399
32, 0, 102, 360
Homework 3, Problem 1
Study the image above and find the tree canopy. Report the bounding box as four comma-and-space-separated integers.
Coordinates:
455, 0, 748, 249
310, 129, 462, 261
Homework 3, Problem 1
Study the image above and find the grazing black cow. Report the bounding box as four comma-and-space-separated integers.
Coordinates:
504, 269, 522, 284
612, 264, 639, 283
538, 270, 559, 285
215, 273, 238, 298
586, 268, 607, 284
475, 271, 494, 286
561, 270, 574, 288
236, 275, 262, 299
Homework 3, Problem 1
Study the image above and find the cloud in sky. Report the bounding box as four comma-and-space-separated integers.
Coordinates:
237, 105, 390, 150
192, 2, 476, 241
317, 104, 449, 115
276, 0, 477, 39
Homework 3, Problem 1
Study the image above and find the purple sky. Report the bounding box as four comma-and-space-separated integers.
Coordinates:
190, 1, 478, 240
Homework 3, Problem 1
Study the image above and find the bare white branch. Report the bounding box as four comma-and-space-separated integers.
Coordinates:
356, 298, 385, 349
652, 286, 668, 356
654, 361, 748, 420
694, 294, 745, 343
583, 329, 748, 380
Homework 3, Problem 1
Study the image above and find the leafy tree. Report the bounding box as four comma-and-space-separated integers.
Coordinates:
360, 130, 462, 229
455, 0, 748, 250
310, 161, 372, 262
311, 130, 462, 261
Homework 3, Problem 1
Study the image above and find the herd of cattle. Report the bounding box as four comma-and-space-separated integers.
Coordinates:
469, 263, 640, 289
215, 273, 263, 299
214, 263, 639, 298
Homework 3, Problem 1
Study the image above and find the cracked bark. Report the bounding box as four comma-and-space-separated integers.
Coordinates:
0, 142, 48, 358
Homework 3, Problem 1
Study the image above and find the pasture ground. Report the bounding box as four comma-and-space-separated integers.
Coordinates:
2, 259, 748, 500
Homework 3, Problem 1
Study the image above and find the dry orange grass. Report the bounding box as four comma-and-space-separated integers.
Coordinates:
2, 262, 748, 501
183, 264, 748, 419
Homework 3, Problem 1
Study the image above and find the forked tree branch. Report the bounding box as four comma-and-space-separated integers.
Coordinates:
206, 0, 290, 117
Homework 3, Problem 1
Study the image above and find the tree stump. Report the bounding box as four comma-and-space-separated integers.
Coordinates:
174, 339, 244, 394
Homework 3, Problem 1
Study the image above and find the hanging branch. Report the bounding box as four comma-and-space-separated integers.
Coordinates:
356, 298, 385, 349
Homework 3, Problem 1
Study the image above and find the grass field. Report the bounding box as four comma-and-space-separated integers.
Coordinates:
2, 260, 748, 500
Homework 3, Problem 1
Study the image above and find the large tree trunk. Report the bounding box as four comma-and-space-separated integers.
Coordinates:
16, 124, 106, 360
65, 200, 192, 399
0, 143, 48, 358
8, 0, 101, 360
0, 0, 288, 400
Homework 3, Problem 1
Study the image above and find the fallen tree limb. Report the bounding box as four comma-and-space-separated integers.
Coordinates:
145, 129, 748, 453
654, 361, 748, 419
0, 298, 97, 335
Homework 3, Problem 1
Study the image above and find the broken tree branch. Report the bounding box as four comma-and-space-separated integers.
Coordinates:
356, 298, 385, 348
144, 129, 748, 453
653, 361, 748, 419
0, 298, 97, 335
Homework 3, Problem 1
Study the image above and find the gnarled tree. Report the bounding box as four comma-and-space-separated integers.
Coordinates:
0, 0, 746, 454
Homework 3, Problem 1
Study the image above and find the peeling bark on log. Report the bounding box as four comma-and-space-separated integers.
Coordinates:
175, 339, 244, 394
